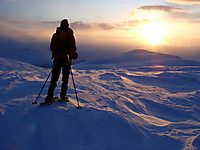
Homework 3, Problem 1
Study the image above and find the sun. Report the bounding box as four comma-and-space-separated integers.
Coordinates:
139, 22, 168, 45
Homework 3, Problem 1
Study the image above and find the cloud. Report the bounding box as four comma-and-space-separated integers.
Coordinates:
138, 5, 190, 12
70, 21, 120, 31
121, 19, 150, 27
167, 0, 200, 5
137, 5, 200, 23
169, 11, 200, 22
71, 20, 152, 32
1, 15, 200, 62
0, 15, 57, 43
0, 14, 60, 30
70, 21, 92, 30
0, 15, 124, 47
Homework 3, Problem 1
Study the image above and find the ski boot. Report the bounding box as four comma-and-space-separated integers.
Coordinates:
44, 83, 57, 104
59, 83, 69, 102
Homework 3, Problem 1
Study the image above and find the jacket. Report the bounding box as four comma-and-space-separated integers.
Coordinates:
50, 27, 76, 58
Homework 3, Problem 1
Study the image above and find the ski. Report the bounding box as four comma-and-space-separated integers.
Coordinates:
59, 97, 82, 109
40, 97, 59, 106
59, 96, 70, 103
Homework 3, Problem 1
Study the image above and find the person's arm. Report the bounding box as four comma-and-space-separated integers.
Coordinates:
69, 29, 77, 54
50, 33, 57, 53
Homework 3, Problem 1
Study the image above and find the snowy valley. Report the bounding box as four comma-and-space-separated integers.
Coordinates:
0, 49, 200, 150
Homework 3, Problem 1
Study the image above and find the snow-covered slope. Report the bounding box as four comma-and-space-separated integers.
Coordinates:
0, 48, 52, 68
0, 49, 200, 150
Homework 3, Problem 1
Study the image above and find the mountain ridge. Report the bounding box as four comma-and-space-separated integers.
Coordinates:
83, 49, 200, 66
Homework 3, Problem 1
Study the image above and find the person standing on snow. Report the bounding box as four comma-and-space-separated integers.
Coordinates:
44, 19, 78, 104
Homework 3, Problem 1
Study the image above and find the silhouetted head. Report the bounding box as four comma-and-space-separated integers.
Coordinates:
60, 19, 69, 28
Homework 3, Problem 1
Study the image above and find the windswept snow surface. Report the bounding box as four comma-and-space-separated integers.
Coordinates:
1, 50, 200, 150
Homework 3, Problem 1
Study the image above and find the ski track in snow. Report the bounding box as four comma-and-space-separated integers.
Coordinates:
1, 51, 200, 150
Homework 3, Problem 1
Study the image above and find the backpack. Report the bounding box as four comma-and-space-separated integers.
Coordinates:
55, 28, 72, 53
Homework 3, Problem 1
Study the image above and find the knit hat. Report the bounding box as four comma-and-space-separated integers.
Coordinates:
60, 19, 69, 27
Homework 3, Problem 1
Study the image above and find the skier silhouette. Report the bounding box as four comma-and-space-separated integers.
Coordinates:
44, 19, 78, 104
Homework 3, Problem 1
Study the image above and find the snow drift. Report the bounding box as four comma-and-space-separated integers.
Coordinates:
0, 49, 200, 150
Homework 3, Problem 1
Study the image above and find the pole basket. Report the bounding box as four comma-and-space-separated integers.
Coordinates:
77, 106, 82, 109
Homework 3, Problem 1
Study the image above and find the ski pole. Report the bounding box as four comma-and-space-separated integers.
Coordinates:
71, 69, 82, 109
67, 54, 82, 109
32, 69, 52, 104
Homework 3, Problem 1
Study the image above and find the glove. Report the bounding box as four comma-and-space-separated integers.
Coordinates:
71, 52, 78, 59
52, 52, 59, 59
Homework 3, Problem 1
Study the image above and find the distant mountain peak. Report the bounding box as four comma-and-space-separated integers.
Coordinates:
123, 49, 178, 57
83, 49, 200, 66
124, 49, 151, 54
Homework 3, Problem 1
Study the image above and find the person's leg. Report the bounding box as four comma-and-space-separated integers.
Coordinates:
45, 59, 61, 103
60, 60, 70, 100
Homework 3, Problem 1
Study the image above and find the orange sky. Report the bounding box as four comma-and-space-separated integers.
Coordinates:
0, 0, 200, 61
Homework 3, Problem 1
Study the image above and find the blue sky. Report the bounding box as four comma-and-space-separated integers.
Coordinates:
0, 0, 200, 61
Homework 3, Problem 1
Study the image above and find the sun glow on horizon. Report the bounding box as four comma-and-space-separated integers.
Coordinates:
139, 22, 168, 45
